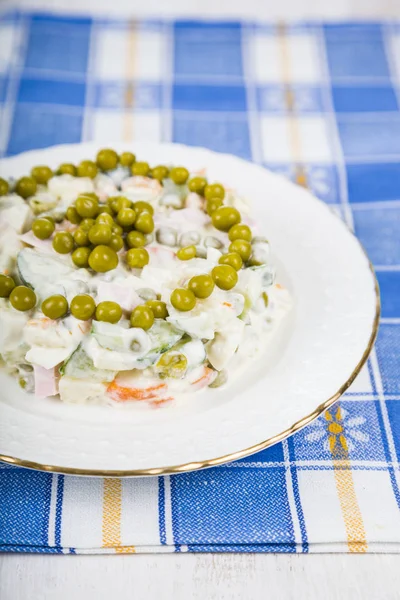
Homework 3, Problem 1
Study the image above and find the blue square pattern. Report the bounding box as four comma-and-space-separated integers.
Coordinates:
324, 24, 390, 79
337, 116, 400, 159
0, 469, 52, 547
25, 14, 91, 74
173, 113, 251, 159
173, 84, 247, 112
174, 21, 243, 79
377, 272, 400, 318
257, 85, 324, 114
375, 324, 400, 395
332, 86, 398, 112
292, 400, 386, 462
353, 206, 400, 265
385, 400, 400, 463
0, 76, 7, 104
234, 441, 285, 465
7, 105, 83, 155
347, 163, 400, 203
170, 466, 295, 545
18, 78, 86, 107
92, 82, 162, 110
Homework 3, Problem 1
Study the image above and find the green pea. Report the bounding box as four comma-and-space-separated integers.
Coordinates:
135, 211, 154, 234
126, 248, 149, 269
9, 286, 36, 311
97, 205, 114, 218
95, 301, 122, 324
170, 288, 196, 312
80, 218, 96, 231
151, 165, 169, 181
88, 245, 118, 272
73, 228, 89, 247
77, 160, 98, 179
229, 239, 252, 262
219, 252, 243, 271
204, 183, 225, 201
58, 163, 76, 176
70, 294, 96, 321
0, 274, 15, 297
88, 224, 112, 246
177, 245, 196, 261
119, 152, 136, 167
169, 166, 189, 185
188, 176, 207, 195
212, 206, 241, 232
134, 201, 154, 215
96, 148, 118, 171
145, 300, 168, 319
66, 206, 82, 225
96, 212, 114, 226
228, 224, 252, 242
72, 246, 91, 268
130, 305, 154, 330
31, 165, 53, 185
110, 196, 132, 214
15, 176, 37, 199
131, 161, 150, 177
211, 265, 238, 290
116, 208, 136, 228
81, 192, 99, 201
206, 198, 223, 216
75, 195, 99, 218
41, 294, 68, 320
188, 274, 215, 299
52, 232, 74, 254
32, 218, 55, 240
126, 230, 146, 248
109, 234, 124, 252
0, 178, 9, 196
112, 223, 123, 236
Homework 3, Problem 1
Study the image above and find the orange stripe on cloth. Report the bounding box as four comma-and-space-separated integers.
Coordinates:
102, 478, 123, 548
326, 405, 368, 552
277, 22, 307, 188
123, 20, 136, 142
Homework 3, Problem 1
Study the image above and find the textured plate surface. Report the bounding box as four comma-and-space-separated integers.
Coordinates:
0, 142, 379, 476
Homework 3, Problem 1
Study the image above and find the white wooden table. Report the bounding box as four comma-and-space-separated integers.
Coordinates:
1, 1, 400, 598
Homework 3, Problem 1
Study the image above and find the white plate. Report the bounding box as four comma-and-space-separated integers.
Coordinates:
0, 142, 379, 476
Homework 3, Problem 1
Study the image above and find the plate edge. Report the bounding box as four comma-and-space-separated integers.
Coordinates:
0, 143, 381, 476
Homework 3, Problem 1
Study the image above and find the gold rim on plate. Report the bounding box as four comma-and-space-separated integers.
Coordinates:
0, 260, 380, 477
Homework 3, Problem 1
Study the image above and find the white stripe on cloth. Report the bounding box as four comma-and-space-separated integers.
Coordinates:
282, 440, 302, 546
120, 478, 160, 546
47, 474, 59, 547
59, 477, 104, 550
163, 476, 174, 546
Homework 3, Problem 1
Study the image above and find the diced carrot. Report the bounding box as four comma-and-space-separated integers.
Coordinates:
223, 302, 232, 308
150, 396, 174, 409
107, 380, 168, 402
27, 317, 53, 328
194, 168, 207, 176
191, 366, 215, 386
275, 283, 285, 290
78, 322, 91, 334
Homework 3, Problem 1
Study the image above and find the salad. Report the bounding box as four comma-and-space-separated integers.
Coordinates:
0, 149, 291, 406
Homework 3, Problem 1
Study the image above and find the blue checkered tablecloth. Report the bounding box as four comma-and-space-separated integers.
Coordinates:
1, 10, 400, 554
